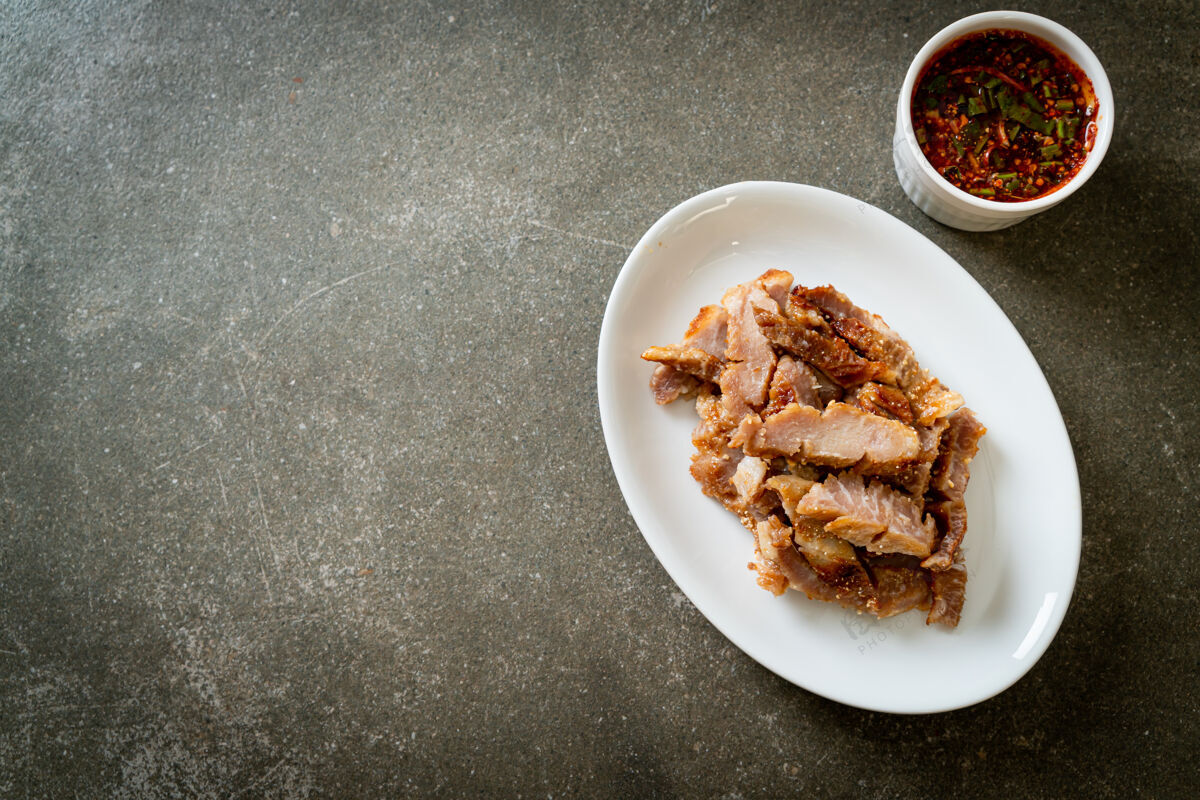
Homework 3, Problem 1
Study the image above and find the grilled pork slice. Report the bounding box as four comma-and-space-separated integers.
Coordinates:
731, 456, 769, 505
922, 408, 987, 571
690, 391, 743, 505
909, 419, 949, 498
929, 407, 986, 497
718, 363, 763, 422
764, 474, 817, 513
690, 439, 778, 532
733, 401, 920, 469
750, 550, 791, 596
862, 417, 949, 502
764, 355, 822, 416
797, 472, 937, 557
809, 366, 844, 406
846, 381, 914, 423
864, 555, 933, 618
754, 306, 894, 387
753, 518, 863, 608
692, 387, 736, 444
831, 312, 963, 425
906, 379, 965, 428
723, 283, 777, 363
800, 285, 964, 424
765, 474, 875, 608
791, 516, 877, 609
689, 439, 742, 507
751, 518, 807, 597
690, 389, 780, 530
923, 500, 966, 572
641, 345, 722, 384
647, 304, 729, 404
926, 555, 968, 627
719, 278, 783, 419
785, 291, 835, 332
755, 268, 794, 309
760, 482, 925, 617
649, 364, 700, 406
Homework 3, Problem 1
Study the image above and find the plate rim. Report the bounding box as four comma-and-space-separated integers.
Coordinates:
597, 180, 1082, 714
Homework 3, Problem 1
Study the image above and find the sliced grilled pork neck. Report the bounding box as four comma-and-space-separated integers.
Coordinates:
733, 401, 920, 469
764, 355, 822, 416
926, 555, 968, 626
922, 408, 987, 571
642, 345, 723, 385
764, 474, 817, 514
791, 516, 877, 610
867, 559, 932, 618
797, 472, 937, 557
753, 518, 867, 609
929, 408, 986, 497
764, 474, 875, 609
647, 304, 729, 404
801, 285, 964, 424
754, 305, 893, 387
809, 366, 844, 406
731, 456, 769, 505
719, 279, 782, 419
644, 274, 983, 628
689, 392, 743, 507
846, 381, 914, 423
755, 269, 794, 309
689, 440, 742, 506
861, 416, 949, 502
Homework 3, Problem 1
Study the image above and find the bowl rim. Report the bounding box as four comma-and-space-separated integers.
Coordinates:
897, 10, 1115, 215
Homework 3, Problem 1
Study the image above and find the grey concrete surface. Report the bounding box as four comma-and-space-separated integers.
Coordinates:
1, 0, 1196, 797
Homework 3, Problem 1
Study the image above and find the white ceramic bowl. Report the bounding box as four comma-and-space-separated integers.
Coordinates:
893, 11, 1114, 231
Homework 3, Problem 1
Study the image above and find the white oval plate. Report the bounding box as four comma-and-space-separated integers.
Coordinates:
597, 182, 1081, 713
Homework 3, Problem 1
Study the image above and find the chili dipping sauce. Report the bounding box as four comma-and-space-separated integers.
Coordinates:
910, 29, 1098, 202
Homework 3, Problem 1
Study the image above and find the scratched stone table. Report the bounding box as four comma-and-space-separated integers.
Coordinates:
1, 1, 1196, 797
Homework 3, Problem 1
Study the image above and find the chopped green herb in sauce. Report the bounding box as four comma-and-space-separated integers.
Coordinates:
911, 29, 1098, 202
